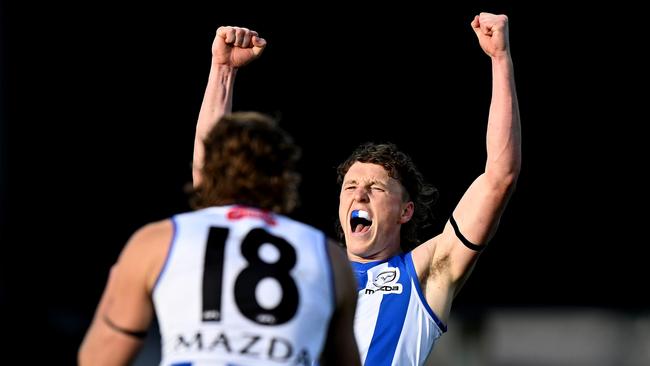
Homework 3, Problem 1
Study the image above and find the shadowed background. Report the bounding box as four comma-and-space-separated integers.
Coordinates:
1, 1, 646, 364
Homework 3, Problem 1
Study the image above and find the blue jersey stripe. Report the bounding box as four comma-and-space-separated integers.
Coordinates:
363, 255, 411, 366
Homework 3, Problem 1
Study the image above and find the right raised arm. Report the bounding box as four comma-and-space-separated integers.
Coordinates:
413, 12, 521, 324
321, 239, 361, 366
193, 26, 266, 185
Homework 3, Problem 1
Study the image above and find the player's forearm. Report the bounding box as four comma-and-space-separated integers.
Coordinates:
485, 54, 521, 186
192, 63, 237, 184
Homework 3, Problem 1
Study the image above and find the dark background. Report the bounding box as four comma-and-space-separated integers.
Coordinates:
1, 1, 645, 363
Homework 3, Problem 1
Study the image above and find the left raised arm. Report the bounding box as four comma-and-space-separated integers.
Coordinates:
193, 26, 267, 185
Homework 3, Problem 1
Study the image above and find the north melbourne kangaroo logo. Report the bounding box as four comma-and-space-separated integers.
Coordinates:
365, 267, 403, 295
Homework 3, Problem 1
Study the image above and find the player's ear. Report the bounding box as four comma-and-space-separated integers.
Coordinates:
399, 202, 414, 224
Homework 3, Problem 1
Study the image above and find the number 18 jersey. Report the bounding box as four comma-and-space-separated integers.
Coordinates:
153, 205, 335, 366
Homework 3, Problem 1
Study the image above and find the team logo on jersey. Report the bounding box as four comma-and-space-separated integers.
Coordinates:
365, 267, 403, 295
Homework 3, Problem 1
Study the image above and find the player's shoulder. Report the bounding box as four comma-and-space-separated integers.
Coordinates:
123, 218, 174, 256
134, 218, 174, 240
112, 218, 174, 286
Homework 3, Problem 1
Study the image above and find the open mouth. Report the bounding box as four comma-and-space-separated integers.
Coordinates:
350, 209, 372, 234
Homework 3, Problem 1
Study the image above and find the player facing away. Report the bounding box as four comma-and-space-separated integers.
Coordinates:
78, 110, 360, 364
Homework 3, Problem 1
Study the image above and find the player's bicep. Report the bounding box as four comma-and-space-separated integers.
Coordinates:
443, 174, 513, 280
78, 265, 147, 366
78, 314, 145, 366
104, 228, 159, 331
451, 174, 511, 242
111, 220, 172, 325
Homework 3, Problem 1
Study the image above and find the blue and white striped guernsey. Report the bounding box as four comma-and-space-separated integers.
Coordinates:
351, 252, 447, 366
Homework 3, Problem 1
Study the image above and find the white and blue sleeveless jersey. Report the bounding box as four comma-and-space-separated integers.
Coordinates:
351, 252, 446, 366
153, 205, 335, 366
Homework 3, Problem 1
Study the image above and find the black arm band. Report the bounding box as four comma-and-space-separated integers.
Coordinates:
103, 315, 148, 339
449, 215, 485, 252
